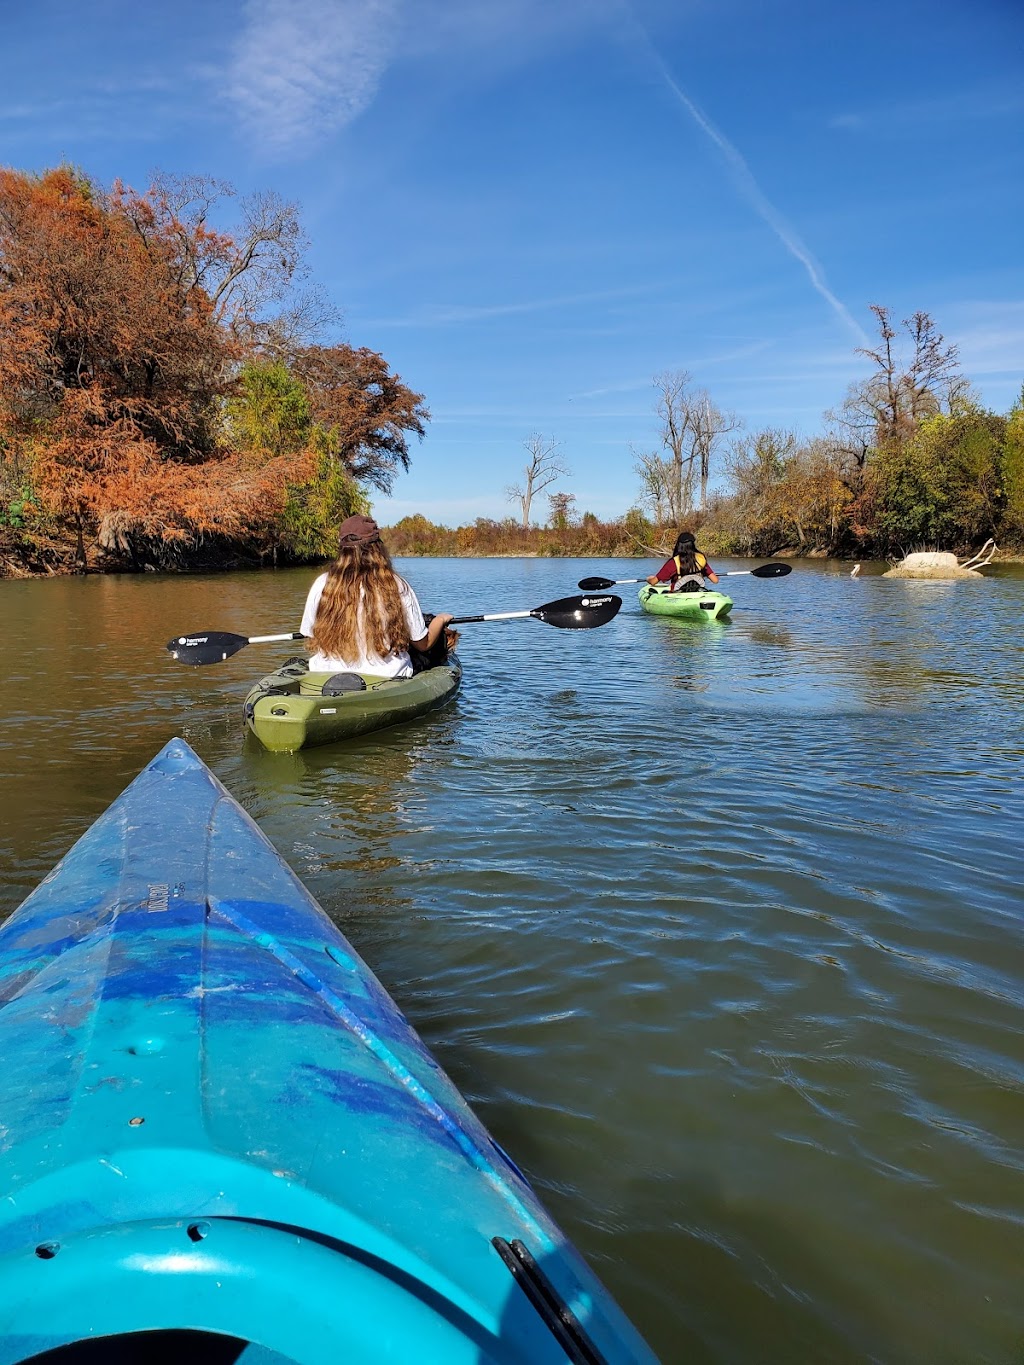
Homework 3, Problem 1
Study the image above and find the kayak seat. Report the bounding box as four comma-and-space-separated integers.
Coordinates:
321, 672, 368, 696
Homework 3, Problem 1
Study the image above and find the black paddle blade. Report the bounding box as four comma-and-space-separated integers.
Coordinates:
751, 563, 792, 578
577, 576, 617, 590
166, 631, 250, 666
530, 594, 622, 629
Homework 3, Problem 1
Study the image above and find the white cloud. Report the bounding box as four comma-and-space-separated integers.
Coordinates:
224, 0, 625, 155
363, 281, 674, 328
947, 301, 1024, 382
828, 86, 1024, 136
226, 0, 400, 151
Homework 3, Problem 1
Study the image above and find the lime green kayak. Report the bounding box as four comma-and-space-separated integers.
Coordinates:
244, 656, 462, 752
638, 584, 733, 620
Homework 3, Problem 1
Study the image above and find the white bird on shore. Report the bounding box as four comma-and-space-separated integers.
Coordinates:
850, 563, 861, 577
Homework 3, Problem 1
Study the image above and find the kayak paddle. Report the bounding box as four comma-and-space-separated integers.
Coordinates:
449, 593, 622, 629
578, 563, 792, 590
167, 594, 622, 666
167, 630, 305, 666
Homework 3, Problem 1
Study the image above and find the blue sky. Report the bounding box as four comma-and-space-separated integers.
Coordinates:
3, 0, 1022, 522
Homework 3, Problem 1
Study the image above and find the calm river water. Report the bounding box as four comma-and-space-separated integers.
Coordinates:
1, 557, 1022, 1363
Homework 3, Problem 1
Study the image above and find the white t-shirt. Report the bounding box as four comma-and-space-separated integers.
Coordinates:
300, 572, 426, 678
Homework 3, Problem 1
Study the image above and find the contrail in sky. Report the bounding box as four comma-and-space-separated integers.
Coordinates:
635, 30, 869, 345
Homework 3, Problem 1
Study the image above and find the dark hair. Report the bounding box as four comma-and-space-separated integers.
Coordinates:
672, 530, 699, 576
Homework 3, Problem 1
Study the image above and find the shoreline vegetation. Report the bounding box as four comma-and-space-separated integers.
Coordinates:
2, 166, 1023, 581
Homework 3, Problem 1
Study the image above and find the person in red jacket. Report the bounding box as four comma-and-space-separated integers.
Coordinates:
646, 530, 720, 593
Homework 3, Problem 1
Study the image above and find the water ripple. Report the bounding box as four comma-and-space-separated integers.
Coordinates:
1, 558, 1022, 1364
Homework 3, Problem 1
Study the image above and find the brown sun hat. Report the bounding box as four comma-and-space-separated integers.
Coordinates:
337, 515, 380, 546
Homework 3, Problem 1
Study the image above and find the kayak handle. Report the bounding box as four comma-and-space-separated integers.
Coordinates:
492, 1237, 606, 1365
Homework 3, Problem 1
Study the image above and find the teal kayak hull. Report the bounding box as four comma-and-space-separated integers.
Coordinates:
0, 740, 654, 1363
638, 584, 733, 620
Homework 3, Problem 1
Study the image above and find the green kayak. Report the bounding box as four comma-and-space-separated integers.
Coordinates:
244, 656, 462, 752
638, 584, 733, 620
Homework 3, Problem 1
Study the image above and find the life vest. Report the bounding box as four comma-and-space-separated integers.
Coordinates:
671, 552, 709, 592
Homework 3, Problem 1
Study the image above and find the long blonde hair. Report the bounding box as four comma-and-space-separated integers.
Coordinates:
310, 539, 411, 664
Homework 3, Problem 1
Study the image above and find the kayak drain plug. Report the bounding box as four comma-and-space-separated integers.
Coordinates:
128, 1116, 145, 1126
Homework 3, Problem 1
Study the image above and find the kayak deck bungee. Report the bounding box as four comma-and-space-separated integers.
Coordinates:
244, 655, 462, 752
0, 739, 654, 1364
638, 584, 733, 621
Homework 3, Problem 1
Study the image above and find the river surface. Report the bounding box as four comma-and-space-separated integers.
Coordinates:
1, 557, 1022, 1364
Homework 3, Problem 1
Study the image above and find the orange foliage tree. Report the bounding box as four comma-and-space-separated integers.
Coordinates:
0, 167, 427, 571
291, 344, 428, 493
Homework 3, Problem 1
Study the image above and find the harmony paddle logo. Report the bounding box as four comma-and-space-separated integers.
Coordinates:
146, 884, 170, 912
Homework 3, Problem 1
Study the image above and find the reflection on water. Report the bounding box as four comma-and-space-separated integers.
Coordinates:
1, 556, 1023, 1364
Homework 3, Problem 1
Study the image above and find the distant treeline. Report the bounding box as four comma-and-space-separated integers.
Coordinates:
384, 511, 656, 558
622, 312, 1024, 561
2, 165, 1022, 577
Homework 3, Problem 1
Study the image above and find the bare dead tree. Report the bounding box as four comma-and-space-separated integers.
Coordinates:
136, 174, 307, 335
692, 390, 742, 511
636, 373, 740, 524
632, 445, 673, 527
505, 434, 569, 529
835, 305, 964, 455
654, 370, 697, 521
244, 287, 340, 360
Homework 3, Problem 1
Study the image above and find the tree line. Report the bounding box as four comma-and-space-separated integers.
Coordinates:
706, 307, 1024, 557
0, 166, 427, 575
489, 307, 1023, 559
3, 165, 1021, 575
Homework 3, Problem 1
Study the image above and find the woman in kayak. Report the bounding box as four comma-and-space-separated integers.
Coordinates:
646, 530, 720, 593
301, 515, 453, 677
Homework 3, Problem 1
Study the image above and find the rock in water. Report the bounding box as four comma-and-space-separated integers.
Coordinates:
883, 551, 982, 579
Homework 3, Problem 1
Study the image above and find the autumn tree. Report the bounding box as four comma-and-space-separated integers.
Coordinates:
0, 166, 432, 572
780, 438, 856, 553
1001, 387, 1024, 540
633, 446, 673, 527
547, 490, 577, 529
869, 408, 1006, 551
0, 167, 233, 456
290, 344, 429, 494
505, 434, 569, 529
116, 173, 307, 343
225, 360, 312, 457
0, 166, 317, 567
723, 429, 795, 555
279, 439, 370, 561
222, 349, 426, 557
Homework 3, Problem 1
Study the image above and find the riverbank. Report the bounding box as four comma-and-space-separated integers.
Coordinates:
4, 541, 1024, 579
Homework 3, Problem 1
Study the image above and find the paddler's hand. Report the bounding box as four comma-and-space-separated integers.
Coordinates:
421, 612, 454, 649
